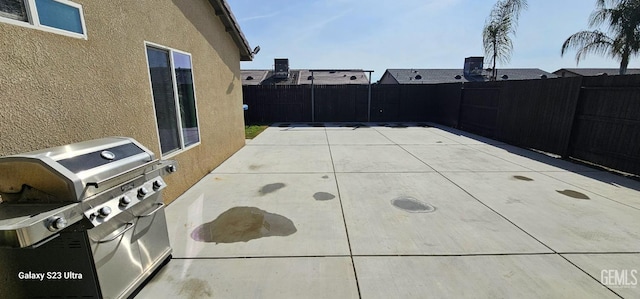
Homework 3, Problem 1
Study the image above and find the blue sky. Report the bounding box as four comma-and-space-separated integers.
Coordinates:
228, 0, 640, 81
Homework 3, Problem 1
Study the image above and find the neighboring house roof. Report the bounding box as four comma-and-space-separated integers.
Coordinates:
553, 68, 640, 77
298, 70, 369, 85
242, 70, 270, 85
241, 69, 370, 85
380, 68, 556, 84
208, 0, 253, 61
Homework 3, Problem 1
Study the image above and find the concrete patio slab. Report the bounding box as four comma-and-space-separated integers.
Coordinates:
375, 128, 460, 145
330, 145, 435, 173
544, 171, 640, 209
563, 253, 640, 298
354, 255, 618, 299
404, 145, 531, 172
212, 145, 334, 173
326, 129, 394, 145
443, 171, 640, 252
469, 144, 596, 172
137, 122, 640, 298
165, 173, 350, 257
336, 172, 550, 255
249, 128, 328, 145
427, 124, 506, 145
137, 257, 359, 299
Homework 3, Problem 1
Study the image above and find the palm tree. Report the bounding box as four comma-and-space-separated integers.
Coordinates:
483, 0, 528, 80
561, 0, 640, 75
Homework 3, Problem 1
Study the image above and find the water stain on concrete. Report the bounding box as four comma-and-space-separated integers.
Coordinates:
557, 189, 590, 200
249, 164, 263, 170
391, 197, 436, 213
321, 175, 329, 179
191, 207, 297, 244
506, 198, 522, 204
313, 192, 336, 201
436, 141, 443, 144
513, 175, 534, 181
258, 183, 286, 196
179, 278, 212, 298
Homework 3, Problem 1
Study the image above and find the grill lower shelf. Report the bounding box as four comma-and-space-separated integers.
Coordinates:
0, 232, 102, 298
0, 205, 172, 299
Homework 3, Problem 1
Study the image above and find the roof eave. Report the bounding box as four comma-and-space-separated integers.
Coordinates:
208, 0, 253, 61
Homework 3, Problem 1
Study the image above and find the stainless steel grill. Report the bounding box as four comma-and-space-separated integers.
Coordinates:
0, 137, 177, 299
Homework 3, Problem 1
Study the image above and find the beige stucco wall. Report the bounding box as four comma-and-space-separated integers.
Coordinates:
0, 0, 246, 204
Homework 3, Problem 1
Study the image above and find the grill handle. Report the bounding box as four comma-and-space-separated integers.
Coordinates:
97, 222, 135, 243
139, 203, 165, 217
87, 160, 159, 188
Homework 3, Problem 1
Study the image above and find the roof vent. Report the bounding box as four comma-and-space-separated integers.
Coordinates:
540, 74, 548, 79
455, 75, 462, 79
307, 75, 314, 80
350, 75, 357, 80
415, 75, 422, 80
329, 71, 336, 74
501, 74, 509, 80
246, 76, 254, 80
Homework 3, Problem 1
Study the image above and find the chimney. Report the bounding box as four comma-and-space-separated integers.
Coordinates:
274, 58, 289, 79
464, 57, 484, 76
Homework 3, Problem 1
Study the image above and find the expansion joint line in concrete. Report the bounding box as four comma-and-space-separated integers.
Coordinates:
557, 254, 624, 299
324, 127, 363, 299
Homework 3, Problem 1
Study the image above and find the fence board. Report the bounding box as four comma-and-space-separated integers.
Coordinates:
458, 81, 501, 137
569, 74, 640, 175
495, 77, 582, 156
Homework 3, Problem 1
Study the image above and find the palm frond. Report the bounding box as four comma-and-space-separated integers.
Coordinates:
561, 30, 614, 64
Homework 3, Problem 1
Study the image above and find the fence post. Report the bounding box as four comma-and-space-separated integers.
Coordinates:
558, 76, 584, 159
311, 71, 315, 122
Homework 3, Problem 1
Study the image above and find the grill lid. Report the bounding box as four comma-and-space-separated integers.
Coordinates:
0, 137, 154, 202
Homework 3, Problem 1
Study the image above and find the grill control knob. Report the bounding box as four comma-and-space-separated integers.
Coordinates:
153, 180, 163, 190
138, 187, 149, 198
47, 216, 67, 231
119, 196, 131, 207
98, 206, 112, 218
166, 164, 177, 173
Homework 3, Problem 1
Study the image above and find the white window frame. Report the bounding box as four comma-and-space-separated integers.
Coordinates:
0, 0, 87, 39
144, 41, 202, 159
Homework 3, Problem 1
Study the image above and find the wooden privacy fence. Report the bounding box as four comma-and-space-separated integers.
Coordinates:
242, 74, 640, 176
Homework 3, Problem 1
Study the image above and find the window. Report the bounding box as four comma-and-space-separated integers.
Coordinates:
0, 0, 86, 38
146, 44, 200, 156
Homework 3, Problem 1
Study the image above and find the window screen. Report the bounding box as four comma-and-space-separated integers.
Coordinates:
0, 0, 28, 21
147, 47, 181, 155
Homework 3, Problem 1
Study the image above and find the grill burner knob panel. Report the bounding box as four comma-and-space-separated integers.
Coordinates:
153, 180, 163, 190
119, 196, 132, 207
98, 206, 112, 218
138, 187, 149, 198
47, 216, 67, 231
166, 165, 177, 173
